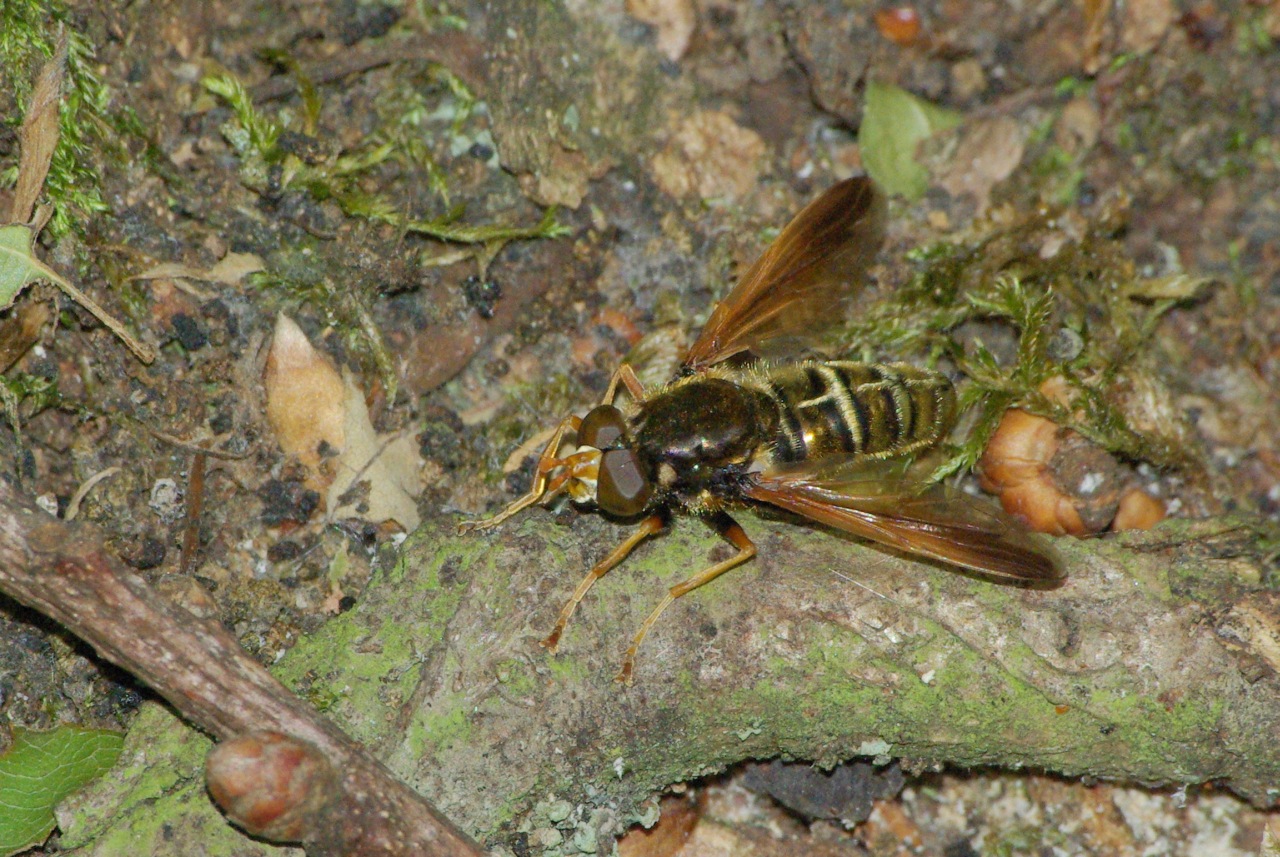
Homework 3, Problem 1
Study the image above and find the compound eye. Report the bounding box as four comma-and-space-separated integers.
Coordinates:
578, 405, 628, 450
597, 448, 652, 517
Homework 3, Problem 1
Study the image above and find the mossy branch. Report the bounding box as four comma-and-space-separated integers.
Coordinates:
59, 512, 1280, 854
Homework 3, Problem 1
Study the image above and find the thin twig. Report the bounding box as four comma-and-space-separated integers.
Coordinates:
180, 453, 206, 575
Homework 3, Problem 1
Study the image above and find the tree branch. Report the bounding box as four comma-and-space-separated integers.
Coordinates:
364, 511, 1280, 843
21, 496, 1280, 854
0, 477, 483, 857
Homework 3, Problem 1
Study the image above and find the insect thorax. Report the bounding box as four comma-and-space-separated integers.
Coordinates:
631, 375, 778, 499
749, 361, 957, 467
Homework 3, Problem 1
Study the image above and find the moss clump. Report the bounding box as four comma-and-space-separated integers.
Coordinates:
0, 2, 111, 237
837, 197, 1209, 483
200, 66, 570, 400
200, 69, 568, 245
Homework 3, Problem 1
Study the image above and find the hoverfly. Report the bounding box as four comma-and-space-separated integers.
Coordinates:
463, 177, 1062, 684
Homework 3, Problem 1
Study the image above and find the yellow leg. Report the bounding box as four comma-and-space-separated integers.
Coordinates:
615, 512, 757, 685
602, 364, 646, 404
463, 365, 645, 534
458, 414, 580, 532
541, 513, 666, 651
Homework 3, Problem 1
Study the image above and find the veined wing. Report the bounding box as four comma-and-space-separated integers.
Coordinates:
682, 177, 887, 372
743, 465, 1063, 584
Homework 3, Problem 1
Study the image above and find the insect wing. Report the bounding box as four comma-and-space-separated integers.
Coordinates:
744, 470, 1063, 584
682, 177, 887, 372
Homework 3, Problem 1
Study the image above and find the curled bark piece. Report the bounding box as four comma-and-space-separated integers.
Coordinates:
1112, 486, 1167, 531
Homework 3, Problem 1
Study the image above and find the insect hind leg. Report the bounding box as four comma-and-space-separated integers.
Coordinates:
616, 511, 757, 685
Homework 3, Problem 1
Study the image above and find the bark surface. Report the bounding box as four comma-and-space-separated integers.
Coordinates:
37, 503, 1280, 854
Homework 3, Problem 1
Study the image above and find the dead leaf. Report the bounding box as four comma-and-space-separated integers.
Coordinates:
0, 35, 157, 364
0, 299, 52, 373
132, 252, 266, 287
328, 370, 422, 531
938, 116, 1027, 213
0, 223, 156, 362
264, 314, 422, 531
11, 30, 67, 223
264, 314, 347, 482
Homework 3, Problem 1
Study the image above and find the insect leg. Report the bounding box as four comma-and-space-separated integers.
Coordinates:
458, 414, 581, 532
541, 512, 667, 651
601, 364, 646, 405
616, 511, 757, 685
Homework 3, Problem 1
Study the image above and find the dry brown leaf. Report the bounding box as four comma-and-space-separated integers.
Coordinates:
264, 314, 347, 483
327, 369, 422, 531
11, 30, 67, 223
4, 34, 160, 365
132, 252, 266, 287
264, 314, 422, 531
938, 116, 1027, 214
0, 299, 52, 373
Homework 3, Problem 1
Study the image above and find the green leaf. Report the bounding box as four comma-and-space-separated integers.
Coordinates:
0, 224, 49, 310
0, 726, 124, 856
860, 81, 962, 200
0, 223, 156, 363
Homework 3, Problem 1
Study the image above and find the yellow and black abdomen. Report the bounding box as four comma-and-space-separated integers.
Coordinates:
757, 361, 956, 465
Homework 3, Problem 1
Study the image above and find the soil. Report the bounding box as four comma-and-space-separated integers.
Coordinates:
1, 0, 1278, 854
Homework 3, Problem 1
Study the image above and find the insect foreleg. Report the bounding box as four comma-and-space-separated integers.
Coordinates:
458, 414, 582, 532
602, 364, 646, 405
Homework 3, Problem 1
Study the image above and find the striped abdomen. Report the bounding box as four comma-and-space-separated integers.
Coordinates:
757, 361, 956, 465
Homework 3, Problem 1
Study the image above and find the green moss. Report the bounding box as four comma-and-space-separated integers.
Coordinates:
839, 191, 1208, 484
199, 63, 569, 402
201, 68, 567, 246
55, 706, 252, 856
0, 1, 111, 237
494, 658, 540, 698
270, 532, 484, 745
61, 515, 1279, 848
201, 73, 282, 162
1030, 143, 1085, 204
415, 703, 474, 755
544, 653, 590, 684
